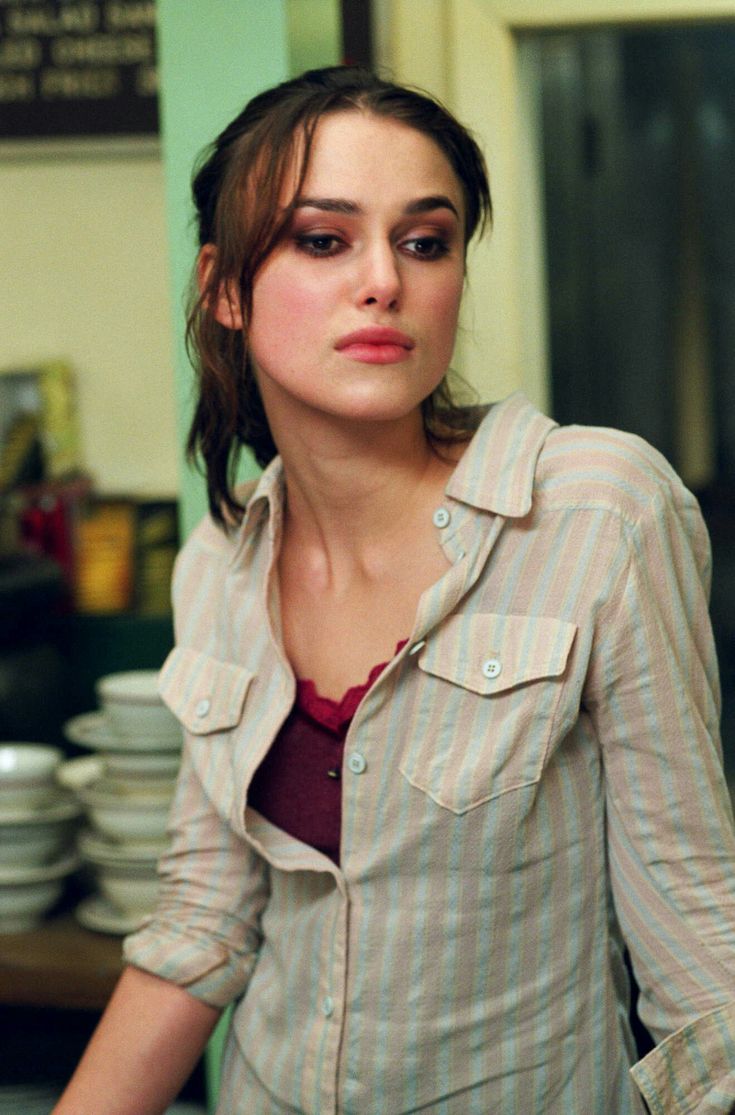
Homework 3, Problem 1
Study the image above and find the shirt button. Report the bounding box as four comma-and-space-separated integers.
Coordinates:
432, 507, 451, 529
482, 658, 502, 680
194, 697, 211, 717
321, 996, 334, 1017
347, 752, 367, 775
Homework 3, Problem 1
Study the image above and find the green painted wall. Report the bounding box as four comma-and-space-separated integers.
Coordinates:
287, 0, 341, 73
156, 1, 342, 542
155, 1, 289, 540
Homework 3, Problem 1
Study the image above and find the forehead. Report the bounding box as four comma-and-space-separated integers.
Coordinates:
283, 110, 464, 214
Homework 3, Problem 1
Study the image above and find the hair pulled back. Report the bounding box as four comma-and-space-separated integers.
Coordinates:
186, 65, 492, 527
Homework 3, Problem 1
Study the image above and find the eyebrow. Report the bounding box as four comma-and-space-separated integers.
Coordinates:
292, 194, 460, 220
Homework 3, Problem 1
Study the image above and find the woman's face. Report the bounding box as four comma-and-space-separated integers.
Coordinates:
243, 110, 466, 436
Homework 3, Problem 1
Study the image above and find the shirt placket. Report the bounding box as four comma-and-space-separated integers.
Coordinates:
320, 503, 505, 1112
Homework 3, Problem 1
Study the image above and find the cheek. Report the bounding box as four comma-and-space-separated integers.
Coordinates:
250, 270, 331, 364
426, 277, 464, 342
249, 269, 330, 381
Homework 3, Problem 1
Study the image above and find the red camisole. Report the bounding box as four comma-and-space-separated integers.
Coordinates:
247, 641, 407, 864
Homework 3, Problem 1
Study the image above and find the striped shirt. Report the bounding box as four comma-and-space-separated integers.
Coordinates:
124, 392, 735, 1114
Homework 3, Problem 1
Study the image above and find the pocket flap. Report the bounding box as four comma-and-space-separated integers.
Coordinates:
158, 647, 254, 735
418, 612, 577, 696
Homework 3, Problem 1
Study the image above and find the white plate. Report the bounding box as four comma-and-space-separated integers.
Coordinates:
75, 894, 146, 936
63, 711, 182, 753
0, 796, 81, 826
0, 852, 79, 885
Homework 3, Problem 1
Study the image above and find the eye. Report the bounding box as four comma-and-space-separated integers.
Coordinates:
401, 235, 451, 261
294, 233, 346, 258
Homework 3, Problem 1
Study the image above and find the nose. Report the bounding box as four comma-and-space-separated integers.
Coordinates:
355, 241, 402, 311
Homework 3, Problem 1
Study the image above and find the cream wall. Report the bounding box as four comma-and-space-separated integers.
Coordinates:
0, 0, 337, 505
1, 150, 177, 496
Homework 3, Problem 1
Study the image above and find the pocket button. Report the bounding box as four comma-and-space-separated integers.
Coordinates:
482, 658, 502, 680
195, 697, 211, 717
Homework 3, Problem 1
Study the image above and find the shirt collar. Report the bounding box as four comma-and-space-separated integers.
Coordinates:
227, 391, 556, 565
444, 392, 557, 517
227, 454, 285, 566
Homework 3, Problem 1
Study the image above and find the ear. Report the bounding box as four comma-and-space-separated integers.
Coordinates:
197, 244, 244, 331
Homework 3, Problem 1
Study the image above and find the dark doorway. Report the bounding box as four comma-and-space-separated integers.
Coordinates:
531, 24, 735, 786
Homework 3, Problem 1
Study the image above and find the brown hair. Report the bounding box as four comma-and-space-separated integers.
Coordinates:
186, 65, 492, 526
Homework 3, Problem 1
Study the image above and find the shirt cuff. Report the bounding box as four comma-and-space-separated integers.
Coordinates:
122, 902, 260, 1009
631, 1001, 735, 1114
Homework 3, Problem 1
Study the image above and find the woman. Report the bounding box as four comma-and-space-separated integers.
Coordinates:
54, 66, 735, 1115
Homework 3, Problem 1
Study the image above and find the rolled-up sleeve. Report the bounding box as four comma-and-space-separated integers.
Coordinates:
632, 1002, 735, 1114
123, 517, 271, 1008
585, 480, 735, 1112
122, 735, 270, 1008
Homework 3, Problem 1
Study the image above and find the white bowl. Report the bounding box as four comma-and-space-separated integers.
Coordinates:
0, 798, 81, 867
104, 751, 180, 781
0, 852, 79, 933
102, 774, 178, 800
0, 744, 63, 809
79, 784, 172, 845
95, 671, 181, 742
78, 828, 167, 865
0, 879, 65, 933
95, 864, 160, 914
92, 775, 177, 801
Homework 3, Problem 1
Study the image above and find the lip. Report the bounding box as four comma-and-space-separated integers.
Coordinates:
335, 327, 415, 351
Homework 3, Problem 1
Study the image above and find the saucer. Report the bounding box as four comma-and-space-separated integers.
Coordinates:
64, 711, 182, 753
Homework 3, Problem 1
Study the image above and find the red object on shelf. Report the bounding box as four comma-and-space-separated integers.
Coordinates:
17, 475, 92, 592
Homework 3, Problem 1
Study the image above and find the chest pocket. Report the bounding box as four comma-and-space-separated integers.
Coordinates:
399, 612, 577, 814
158, 647, 256, 817
159, 647, 254, 735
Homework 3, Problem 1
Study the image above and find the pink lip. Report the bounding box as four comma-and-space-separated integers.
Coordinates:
335, 327, 415, 351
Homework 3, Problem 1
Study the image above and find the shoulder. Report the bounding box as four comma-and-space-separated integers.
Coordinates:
169, 515, 233, 619
178, 512, 233, 561
172, 478, 261, 591
534, 422, 700, 528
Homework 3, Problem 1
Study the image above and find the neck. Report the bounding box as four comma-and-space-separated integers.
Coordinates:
271, 406, 457, 579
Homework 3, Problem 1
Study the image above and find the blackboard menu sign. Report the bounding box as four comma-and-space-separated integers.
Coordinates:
0, 0, 159, 142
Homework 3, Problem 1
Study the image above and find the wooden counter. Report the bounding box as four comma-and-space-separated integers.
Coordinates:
0, 914, 123, 1010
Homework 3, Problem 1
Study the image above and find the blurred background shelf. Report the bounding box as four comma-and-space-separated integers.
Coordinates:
0, 913, 122, 1010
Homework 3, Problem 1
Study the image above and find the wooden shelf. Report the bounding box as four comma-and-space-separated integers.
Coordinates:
0, 913, 123, 1010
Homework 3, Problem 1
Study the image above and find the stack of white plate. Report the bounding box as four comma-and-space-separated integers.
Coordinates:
64, 670, 182, 767
0, 744, 81, 933
59, 670, 182, 935
57, 753, 174, 936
